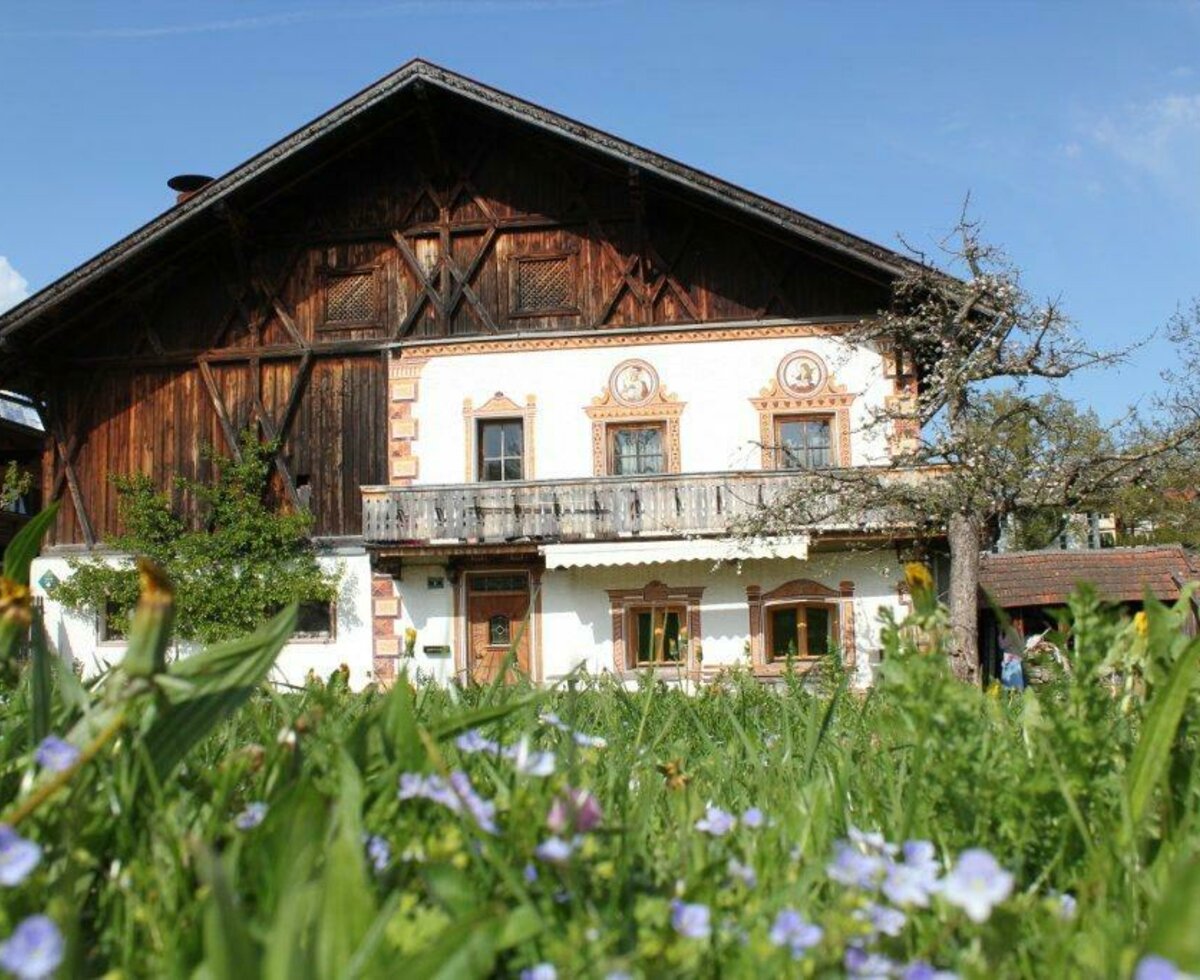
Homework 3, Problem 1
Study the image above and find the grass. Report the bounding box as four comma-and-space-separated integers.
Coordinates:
0, 538, 1198, 977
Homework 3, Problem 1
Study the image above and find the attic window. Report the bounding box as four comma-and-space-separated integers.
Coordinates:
325, 271, 376, 325
511, 254, 575, 316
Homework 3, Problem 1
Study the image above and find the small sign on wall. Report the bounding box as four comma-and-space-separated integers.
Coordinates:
422, 645, 451, 658
427, 576, 445, 590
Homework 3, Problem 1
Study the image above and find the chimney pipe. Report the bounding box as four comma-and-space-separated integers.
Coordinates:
167, 174, 214, 205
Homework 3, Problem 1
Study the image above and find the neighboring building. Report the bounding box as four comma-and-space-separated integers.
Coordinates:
978, 545, 1199, 676
0, 61, 930, 687
0, 393, 44, 548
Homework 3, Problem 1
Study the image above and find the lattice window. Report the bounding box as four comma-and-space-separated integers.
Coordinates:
513, 255, 574, 314
325, 272, 375, 324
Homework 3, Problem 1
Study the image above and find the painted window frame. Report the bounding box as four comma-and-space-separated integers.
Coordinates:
607, 581, 703, 673
606, 421, 668, 476
462, 394, 537, 482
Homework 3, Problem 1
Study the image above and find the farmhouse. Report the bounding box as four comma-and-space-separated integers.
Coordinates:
0, 61, 932, 687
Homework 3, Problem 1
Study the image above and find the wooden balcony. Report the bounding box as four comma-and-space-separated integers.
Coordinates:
362, 470, 820, 546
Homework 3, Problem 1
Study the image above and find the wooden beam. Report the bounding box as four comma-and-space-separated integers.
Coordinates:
198, 361, 244, 461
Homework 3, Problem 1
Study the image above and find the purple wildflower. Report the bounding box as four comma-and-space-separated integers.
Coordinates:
520, 964, 557, 980
0, 826, 41, 887
768, 909, 823, 959
827, 842, 887, 889
33, 736, 79, 774
670, 900, 712, 940
534, 837, 575, 864
856, 903, 906, 938
398, 772, 498, 834
727, 858, 757, 888
845, 945, 897, 979
523, 863, 539, 883
694, 805, 736, 837
0, 915, 64, 980
364, 834, 390, 873
572, 731, 607, 749
234, 802, 268, 830
849, 826, 899, 856
546, 788, 602, 835
1134, 956, 1188, 980
741, 807, 765, 829
455, 730, 501, 755
939, 848, 1014, 923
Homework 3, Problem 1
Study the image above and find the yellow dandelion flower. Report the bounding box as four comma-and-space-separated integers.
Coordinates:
1133, 611, 1149, 638
904, 562, 934, 593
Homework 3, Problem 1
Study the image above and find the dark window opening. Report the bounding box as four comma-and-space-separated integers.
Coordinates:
629, 605, 685, 666
478, 419, 524, 482
766, 603, 836, 661
294, 600, 335, 640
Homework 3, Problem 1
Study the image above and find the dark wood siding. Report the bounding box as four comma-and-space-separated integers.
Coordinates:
32, 94, 890, 547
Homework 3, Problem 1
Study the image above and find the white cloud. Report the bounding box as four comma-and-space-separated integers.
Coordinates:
0, 257, 29, 314
1089, 92, 1200, 208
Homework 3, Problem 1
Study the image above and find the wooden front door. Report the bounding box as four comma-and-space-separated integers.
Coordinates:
466, 572, 531, 683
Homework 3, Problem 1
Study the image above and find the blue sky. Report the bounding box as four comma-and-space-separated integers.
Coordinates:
1, 1, 1196, 421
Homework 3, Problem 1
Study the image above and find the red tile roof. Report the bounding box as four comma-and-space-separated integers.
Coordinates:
979, 546, 1199, 609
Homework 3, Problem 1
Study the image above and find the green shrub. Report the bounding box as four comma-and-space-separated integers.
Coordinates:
48, 430, 338, 643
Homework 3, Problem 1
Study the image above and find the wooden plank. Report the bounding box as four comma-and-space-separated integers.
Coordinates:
198, 361, 243, 460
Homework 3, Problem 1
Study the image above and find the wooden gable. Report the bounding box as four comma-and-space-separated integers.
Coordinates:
12, 65, 899, 547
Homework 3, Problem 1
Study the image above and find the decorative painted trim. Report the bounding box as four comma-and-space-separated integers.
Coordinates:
751, 354, 855, 469
371, 572, 401, 686
462, 392, 537, 481
585, 366, 684, 476
402, 320, 856, 359
607, 580, 704, 673
387, 355, 428, 487
884, 346, 921, 457
746, 577, 854, 673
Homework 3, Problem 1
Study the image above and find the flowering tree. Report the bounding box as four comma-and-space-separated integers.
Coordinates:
745, 211, 1194, 683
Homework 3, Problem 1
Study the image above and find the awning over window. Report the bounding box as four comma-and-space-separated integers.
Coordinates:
540, 536, 809, 569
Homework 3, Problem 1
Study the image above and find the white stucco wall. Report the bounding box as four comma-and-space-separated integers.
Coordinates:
392, 561, 458, 684
537, 550, 903, 688
411, 332, 892, 484
31, 550, 376, 689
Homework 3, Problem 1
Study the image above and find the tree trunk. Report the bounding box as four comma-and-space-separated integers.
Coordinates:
947, 511, 983, 684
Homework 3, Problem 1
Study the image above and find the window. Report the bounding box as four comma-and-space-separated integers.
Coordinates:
470, 573, 528, 593
512, 254, 575, 315
766, 603, 836, 661
608, 423, 666, 476
98, 601, 130, 644
628, 605, 686, 666
294, 601, 335, 641
324, 271, 376, 325
488, 614, 511, 647
477, 419, 525, 482
774, 416, 833, 470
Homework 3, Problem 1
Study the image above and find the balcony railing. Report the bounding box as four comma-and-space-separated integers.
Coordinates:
361, 470, 815, 545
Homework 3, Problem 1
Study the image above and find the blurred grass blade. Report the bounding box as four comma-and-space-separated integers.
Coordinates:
382, 667, 423, 769
1126, 634, 1200, 828
318, 753, 374, 978
195, 843, 259, 980
430, 692, 543, 741
29, 605, 52, 743
144, 606, 297, 780
3, 502, 59, 585
1144, 851, 1200, 971
394, 908, 500, 980
121, 559, 174, 678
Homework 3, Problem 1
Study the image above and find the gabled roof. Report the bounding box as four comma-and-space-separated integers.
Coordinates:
979, 545, 1200, 608
0, 59, 923, 343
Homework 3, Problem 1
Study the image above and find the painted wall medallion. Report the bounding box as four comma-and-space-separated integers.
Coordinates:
777, 351, 827, 396
609, 359, 659, 407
